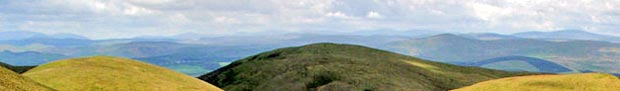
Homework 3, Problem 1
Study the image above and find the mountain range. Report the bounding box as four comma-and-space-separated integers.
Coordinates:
1, 42, 618, 90
388, 33, 620, 74
2, 30, 620, 76
513, 30, 620, 43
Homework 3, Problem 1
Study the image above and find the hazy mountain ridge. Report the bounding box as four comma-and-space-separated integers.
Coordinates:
513, 30, 620, 43
389, 33, 620, 74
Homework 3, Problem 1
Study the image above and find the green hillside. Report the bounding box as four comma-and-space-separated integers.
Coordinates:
23, 56, 223, 91
453, 73, 620, 91
199, 43, 534, 91
0, 66, 55, 91
0, 62, 35, 73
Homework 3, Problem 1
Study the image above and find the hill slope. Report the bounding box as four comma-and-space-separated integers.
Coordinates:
0, 62, 35, 73
23, 56, 222, 91
0, 66, 54, 91
453, 73, 620, 91
199, 43, 533, 91
469, 56, 573, 73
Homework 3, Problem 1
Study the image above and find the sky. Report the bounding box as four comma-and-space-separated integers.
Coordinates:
1, 0, 619, 39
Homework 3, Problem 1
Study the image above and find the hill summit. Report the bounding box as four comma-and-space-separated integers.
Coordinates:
23, 56, 222, 91
199, 43, 533, 91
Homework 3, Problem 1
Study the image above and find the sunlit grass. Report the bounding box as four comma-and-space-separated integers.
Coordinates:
453, 73, 620, 91
23, 56, 222, 91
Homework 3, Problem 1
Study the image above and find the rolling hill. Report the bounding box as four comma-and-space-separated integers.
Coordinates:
22, 56, 222, 91
0, 66, 54, 91
453, 73, 620, 91
199, 43, 534, 91
389, 33, 620, 73
467, 56, 574, 73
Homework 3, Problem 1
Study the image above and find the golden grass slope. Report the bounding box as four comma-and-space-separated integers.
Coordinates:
0, 66, 54, 91
453, 73, 620, 91
23, 56, 222, 91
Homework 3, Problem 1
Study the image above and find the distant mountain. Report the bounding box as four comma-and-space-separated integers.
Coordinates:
0, 31, 46, 41
466, 56, 574, 73
47, 33, 89, 39
0, 50, 69, 66
458, 33, 520, 40
198, 34, 411, 49
136, 45, 275, 76
0, 31, 92, 46
353, 29, 441, 38
23, 56, 223, 91
513, 30, 620, 43
389, 33, 620, 73
0, 31, 89, 40
454, 73, 620, 91
199, 43, 533, 91
0, 38, 94, 46
44, 41, 196, 58
0, 66, 54, 91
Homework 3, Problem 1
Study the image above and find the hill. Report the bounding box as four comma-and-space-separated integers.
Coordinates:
22, 56, 222, 91
199, 43, 533, 91
389, 34, 620, 73
0, 66, 54, 91
467, 56, 574, 73
0, 62, 35, 73
453, 73, 620, 91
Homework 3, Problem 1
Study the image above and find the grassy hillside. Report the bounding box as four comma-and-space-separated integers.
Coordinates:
0, 66, 55, 91
23, 56, 222, 91
0, 62, 35, 73
453, 73, 620, 91
199, 43, 534, 91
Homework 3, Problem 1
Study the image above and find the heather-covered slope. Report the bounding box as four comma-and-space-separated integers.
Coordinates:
200, 43, 533, 91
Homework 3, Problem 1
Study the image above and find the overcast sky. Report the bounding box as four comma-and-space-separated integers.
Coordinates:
1, 0, 619, 39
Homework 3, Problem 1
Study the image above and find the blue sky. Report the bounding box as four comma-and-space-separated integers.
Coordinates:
1, 0, 619, 39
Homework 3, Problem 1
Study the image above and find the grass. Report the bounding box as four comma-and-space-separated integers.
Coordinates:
200, 43, 535, 91
0, 66, 55, 91
453, 73, 620, 91
23, 56, 222, 91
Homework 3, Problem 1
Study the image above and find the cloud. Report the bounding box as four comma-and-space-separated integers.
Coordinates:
1, 0, 619, 39
366, 11, 383, 19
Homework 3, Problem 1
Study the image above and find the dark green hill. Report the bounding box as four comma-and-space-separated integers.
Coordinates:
199, 43, 534, 91
0, 62, 35, 73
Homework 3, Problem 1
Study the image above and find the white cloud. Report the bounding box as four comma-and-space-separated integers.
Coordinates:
325, 11, 354, 19
366, 11, 383, 19
1, 0, 620, 39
